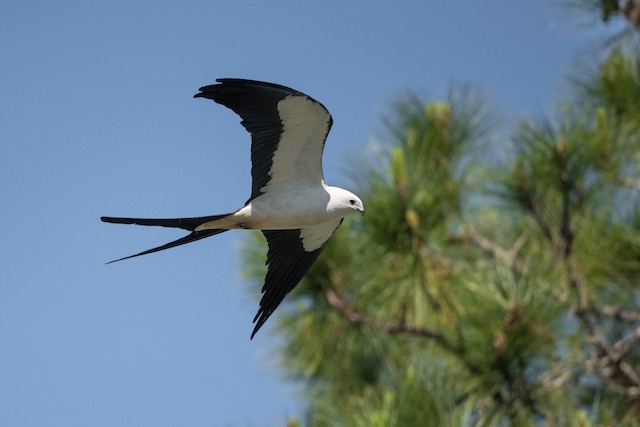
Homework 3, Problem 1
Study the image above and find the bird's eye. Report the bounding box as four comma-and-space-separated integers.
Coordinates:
349, 199, 356, 205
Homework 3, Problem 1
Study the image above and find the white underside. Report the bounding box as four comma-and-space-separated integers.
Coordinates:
193, 184, 350, 252
195, 184, 340, 229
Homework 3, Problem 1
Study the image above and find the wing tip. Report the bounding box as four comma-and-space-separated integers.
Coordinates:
250, 317, 266, 340
250, 308, 271, 340
193, 78, 308, 101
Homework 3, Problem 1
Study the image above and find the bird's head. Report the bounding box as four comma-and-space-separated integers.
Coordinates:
328, 187, 364, 217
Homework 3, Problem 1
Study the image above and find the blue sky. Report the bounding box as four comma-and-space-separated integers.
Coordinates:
1, 1, 597, 426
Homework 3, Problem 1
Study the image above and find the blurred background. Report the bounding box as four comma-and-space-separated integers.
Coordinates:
2, 1, 639, 426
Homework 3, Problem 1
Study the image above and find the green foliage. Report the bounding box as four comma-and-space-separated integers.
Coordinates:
242, 47, 640, 427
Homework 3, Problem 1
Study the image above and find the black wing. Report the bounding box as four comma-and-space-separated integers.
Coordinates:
252, 229, 325, 338
252, 219, 343, 338
194, 79, 332, 202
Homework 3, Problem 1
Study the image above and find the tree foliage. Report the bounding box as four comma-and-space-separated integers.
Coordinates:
243, 12, 640, 427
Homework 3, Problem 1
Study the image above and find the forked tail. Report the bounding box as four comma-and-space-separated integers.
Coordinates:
101, 213, 231, 263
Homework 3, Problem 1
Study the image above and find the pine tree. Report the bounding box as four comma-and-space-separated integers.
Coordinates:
243, 9, 640, 427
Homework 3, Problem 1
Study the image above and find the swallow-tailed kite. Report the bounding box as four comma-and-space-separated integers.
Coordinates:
102, 79, 364, 338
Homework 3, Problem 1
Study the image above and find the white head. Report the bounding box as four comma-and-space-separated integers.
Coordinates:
326, 186, 364, 217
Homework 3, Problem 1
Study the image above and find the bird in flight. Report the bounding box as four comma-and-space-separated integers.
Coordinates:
102, 79, 364, 338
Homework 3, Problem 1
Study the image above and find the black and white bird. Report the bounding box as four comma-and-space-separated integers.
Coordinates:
102, 79, 364, 338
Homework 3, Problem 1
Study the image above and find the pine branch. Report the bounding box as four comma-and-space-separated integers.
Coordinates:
599, 305, 640, 321
466, 225, 528, 271
614, 174, 640, 191
526, 197, 554, 243
322, 287, 483, 376
323, 288, 443, 340
580, 308, 640, 396
603, 325, 640, 366
569, 255, 640, 397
